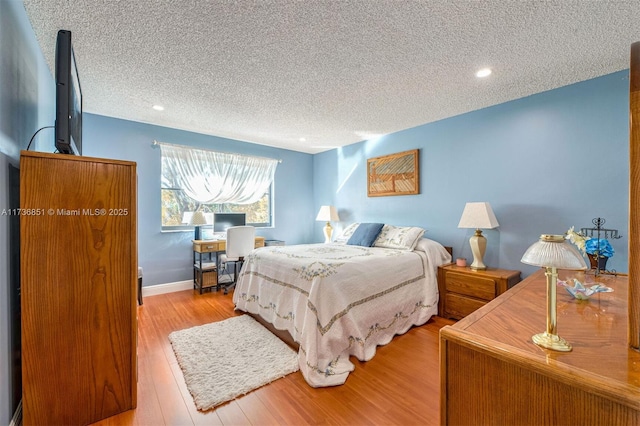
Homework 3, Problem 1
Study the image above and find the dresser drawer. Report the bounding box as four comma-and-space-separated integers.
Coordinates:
445, 272, 496, 301
445, 293, 487, 319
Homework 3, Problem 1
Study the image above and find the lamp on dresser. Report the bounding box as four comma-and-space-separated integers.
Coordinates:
521, 234, 588, 351
316, 205, 340, 243
190, 210, 208, 240
457, 202, 499, 270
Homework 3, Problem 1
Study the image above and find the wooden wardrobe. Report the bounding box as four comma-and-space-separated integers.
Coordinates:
20, 151, 137, 425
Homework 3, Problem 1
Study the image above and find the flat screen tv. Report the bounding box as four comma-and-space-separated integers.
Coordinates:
55, 30, 82, 155
213, 213, 246, 233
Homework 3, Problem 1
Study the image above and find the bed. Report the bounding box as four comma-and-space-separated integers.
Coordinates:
232, 224, 452, 387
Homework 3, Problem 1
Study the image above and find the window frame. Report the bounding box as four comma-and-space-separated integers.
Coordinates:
161, 184, 274, 232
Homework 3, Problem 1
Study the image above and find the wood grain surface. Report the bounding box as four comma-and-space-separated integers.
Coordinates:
441, 269, 640, 425
93, 289, 454, 425
629, 41, 640, 349
20, 151, 137, 425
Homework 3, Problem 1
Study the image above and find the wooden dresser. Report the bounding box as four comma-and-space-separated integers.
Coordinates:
437, 264, 521, 319
440, 269, 640, 425
20, 151, 137, 425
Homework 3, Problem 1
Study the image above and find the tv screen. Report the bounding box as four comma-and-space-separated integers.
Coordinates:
213, 213, 246, 233
55, 30, 82, 155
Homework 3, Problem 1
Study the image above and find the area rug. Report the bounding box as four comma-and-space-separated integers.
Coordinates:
168, 315, 299, 411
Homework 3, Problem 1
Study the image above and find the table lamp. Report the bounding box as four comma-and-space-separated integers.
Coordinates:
316, 205, 339, 243
457, 202, 499, 270
189, 210, 208, 240
521, 234, 588, 352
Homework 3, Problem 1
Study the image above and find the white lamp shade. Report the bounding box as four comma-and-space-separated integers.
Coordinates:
316, 205, 339, 222
189, 210, 208, 226
458, 202, 499, 229
182, 212, 193, 224
521, 234, 588, 270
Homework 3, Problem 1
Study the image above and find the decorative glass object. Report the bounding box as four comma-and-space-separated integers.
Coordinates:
557, 278, 614, 300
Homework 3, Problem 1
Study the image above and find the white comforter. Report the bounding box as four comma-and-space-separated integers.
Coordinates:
232, 238, 451, 387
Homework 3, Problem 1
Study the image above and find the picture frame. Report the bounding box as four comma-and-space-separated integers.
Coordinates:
367, 149, 419, 197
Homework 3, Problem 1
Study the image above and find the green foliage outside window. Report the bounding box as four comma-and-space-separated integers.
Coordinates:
161, 188, 271, 229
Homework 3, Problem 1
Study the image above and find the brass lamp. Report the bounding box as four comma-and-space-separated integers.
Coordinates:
189, 210, 208, 240
457, 202, 499, 270
316, 205, 340, 243
521, 234, 588, 352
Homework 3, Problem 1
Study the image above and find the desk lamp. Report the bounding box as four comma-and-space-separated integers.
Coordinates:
189, 210, 208, 240
521, 234, 588, 351
457, 202, 499, 270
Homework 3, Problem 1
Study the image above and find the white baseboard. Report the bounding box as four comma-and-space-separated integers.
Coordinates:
142, 280, 193, 297
10, 400, 22, 426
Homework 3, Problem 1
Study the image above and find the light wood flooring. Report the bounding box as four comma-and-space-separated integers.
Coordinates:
94, 288, 454, 426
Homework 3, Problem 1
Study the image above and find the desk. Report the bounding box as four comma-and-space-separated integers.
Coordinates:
192, 237, 265, 293
440, 270, 640, 425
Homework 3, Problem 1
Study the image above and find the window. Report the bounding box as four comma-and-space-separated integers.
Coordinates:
159, 142, 277, 231
161, 186, 272, 230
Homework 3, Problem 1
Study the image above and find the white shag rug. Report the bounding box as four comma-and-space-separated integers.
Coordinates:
169, 315, 299, 411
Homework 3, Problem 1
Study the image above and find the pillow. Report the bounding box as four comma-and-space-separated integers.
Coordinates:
333, 223, 360, 244
374, 225, 425, 251
414, 237, 453, 265
346, 223, 385, 247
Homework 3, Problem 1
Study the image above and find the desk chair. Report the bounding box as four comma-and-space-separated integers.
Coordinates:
219, 225, 255, 294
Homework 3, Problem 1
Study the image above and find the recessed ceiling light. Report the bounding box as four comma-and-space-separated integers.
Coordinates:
299, 137, 306, 142
476, 68, 492, 78
152, 105, 165, 111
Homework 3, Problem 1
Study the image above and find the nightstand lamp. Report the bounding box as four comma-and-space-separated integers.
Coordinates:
189, 210, 208, 240
521, 234, 587, 352
457, 202, 499, 270
316, 205, 339, 243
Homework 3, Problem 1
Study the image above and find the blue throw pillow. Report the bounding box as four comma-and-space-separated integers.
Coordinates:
346, 223, 385, 247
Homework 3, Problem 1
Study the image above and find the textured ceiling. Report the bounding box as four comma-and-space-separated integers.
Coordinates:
22, 0, 640, 154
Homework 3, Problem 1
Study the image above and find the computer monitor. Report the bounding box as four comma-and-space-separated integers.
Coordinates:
213, 213, 246, 233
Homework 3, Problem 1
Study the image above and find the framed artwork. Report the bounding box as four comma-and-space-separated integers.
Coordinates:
367, 149, 419, 197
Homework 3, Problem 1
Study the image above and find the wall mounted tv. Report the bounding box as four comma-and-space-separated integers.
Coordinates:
55, 30, 82, 155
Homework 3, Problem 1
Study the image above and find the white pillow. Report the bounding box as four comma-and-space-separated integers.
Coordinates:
374, 225, 425, 250
333, 223, 360, 244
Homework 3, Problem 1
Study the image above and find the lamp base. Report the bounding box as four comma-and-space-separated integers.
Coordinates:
469, 229, 487, 270
532, 332, 572, 352
323, 222, 333, 243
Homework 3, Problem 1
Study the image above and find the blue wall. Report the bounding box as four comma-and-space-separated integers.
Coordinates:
0, 0, 56, 422
83, 114, 314, 286
314, 71, 629, 277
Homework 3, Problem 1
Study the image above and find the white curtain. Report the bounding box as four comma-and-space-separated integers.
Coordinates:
160, 142, 278, 204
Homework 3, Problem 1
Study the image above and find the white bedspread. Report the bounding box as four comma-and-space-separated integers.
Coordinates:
232, 238, 451, 387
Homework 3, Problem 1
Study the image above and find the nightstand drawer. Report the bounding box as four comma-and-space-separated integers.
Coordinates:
445, 272, 496, 301
445, 293, 487, 319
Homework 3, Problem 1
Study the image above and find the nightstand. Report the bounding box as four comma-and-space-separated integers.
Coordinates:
437, 264, 521, 320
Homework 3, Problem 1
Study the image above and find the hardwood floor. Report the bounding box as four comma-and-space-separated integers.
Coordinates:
94, 288, 454, 426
